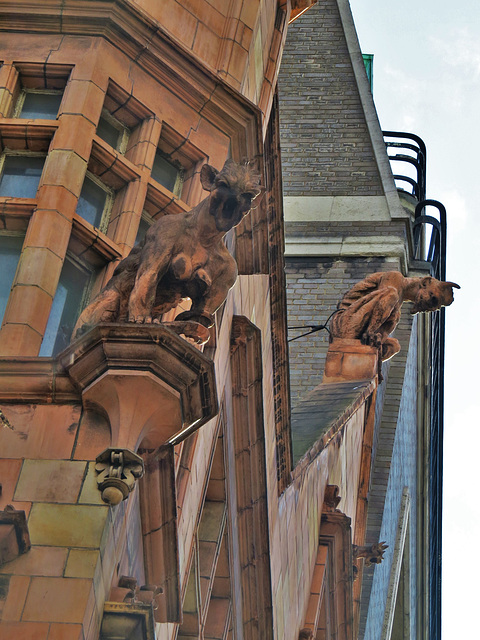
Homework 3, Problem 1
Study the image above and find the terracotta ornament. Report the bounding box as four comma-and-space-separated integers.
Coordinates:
353, 541, 388, 567
330, 271, 460, 362
110, 575, 163, 607
73, 160, 261, 338
95, 447, 145, 505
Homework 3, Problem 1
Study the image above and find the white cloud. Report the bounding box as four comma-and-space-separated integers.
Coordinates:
429, 27, 480, 77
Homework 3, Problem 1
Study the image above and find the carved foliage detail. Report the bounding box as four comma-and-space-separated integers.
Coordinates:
95, 448, 145, 505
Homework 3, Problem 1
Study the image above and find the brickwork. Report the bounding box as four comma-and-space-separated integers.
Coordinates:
286, 256, 398, 407
285, 219, 408, 241
278, 0, 384, 197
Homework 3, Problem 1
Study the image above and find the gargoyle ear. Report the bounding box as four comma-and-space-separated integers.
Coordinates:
200, 164, 219, 191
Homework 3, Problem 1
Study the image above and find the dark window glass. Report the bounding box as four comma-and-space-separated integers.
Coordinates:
0, 235, 23, 324
96, 114, 121, 149
0, 156, 45, 199
151, 153, 180, 194
39, 259, 90, 357
20, 92, 62, 119
134, 216, 152, 246
76, 176, 108, 228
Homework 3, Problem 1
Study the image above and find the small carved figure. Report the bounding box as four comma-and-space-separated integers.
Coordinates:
110, 575, 163, 607
73, 160, 261, 338
330, 271, 460, 362
353, 541, 388, 566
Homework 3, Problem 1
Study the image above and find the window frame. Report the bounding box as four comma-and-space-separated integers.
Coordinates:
151, 149, 184, 198
134, 209, 155, 246
76, 170, 115, 234
96, 107, 130, 154
38, 251, 96, 357
12, 88, 63, 120
0, 150, 46, 200
0, 231, 25, 327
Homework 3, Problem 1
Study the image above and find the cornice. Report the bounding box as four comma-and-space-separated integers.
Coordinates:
0, 356, 78, 403
0, 0, 262, 158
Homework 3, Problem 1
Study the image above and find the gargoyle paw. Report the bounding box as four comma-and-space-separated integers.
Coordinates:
128, 315, 153, 324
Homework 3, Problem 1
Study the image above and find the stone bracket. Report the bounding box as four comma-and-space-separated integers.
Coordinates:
59, 324, 218, 451
100, 601, 155, 640
0, 505, 31, 566
95, 448, 145, 505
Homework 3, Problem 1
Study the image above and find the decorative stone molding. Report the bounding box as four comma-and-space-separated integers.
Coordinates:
95, 448, 145, 505
59, 324, 218, 451
323, 484, 342, 512
0, 505, 31, 566
100, 601, 155, 640
323, 339, 378, 384
303, 499, 354, 639
319, 509, 355, 640
0, 358, 77, 403
109, 575, 163, 608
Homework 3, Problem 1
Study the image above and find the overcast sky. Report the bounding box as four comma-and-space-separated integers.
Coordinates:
348, 1, 478, 635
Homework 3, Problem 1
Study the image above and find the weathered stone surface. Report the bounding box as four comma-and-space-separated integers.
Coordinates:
73, 161, 261, 337
60, 323, 218, 450
330, 271, 459, 362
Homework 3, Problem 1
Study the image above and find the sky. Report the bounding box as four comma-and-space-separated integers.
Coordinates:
348, 1, 479, 635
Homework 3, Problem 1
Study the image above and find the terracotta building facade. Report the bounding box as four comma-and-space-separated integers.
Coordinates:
0, 1, 446, 639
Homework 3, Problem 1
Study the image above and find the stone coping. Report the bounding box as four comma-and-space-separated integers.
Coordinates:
291, 378, 376, 477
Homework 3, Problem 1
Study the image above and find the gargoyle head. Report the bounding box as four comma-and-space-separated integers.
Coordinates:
353, 541, 389, 566
365, 541, 388, 566
200, 159, 262, 232
411, 276, 460, 314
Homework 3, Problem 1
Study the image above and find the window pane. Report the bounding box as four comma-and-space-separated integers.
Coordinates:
135, 216, 152, 246
151, 153, 179, 193
20, 93, 62, 119
97, 115, 120, 149
0, 156, 44, 199
0, 235, 23, 324
39, 259, 90, 357
76, 176, 108, 228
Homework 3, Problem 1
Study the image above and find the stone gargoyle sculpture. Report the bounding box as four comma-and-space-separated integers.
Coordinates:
353, 541, 388, 567
330, 271, 460, 362
73, 160, 261, 340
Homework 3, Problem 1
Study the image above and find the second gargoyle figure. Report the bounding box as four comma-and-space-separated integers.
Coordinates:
330, 270, 460, 362
73, 159, 262, 339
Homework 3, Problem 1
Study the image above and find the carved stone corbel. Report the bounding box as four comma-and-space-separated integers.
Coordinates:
0, 505, 30, 566
95, 448, 145, 505
323, 484, 342, 512
109, 576, 163, 608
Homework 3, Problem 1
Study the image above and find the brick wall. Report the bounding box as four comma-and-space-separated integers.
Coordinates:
286, 256, 394, 406
278, 0, 384, 197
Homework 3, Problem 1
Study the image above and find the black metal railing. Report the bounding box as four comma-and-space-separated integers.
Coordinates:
383, 131, 427, 202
